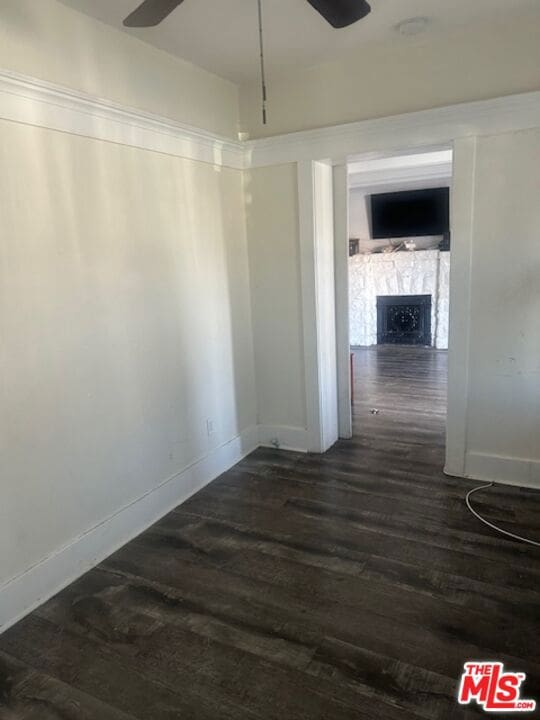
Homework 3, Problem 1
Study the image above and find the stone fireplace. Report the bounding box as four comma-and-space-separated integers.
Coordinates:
349, 249, 449, 348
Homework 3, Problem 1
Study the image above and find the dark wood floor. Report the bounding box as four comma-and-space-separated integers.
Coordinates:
2, 345, 539, 719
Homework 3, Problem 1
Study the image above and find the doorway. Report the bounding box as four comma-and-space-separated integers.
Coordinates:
343, 147, 453, 463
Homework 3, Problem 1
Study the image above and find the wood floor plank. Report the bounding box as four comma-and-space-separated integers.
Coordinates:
100, 530, 540, 683
0, 650, 137, 720
1, 345, 539, 719
173, 496, 540, 593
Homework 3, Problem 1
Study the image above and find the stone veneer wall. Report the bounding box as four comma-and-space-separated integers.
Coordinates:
349, 250, 450, 349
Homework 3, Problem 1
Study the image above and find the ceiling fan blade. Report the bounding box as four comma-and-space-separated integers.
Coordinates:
306, 0, 371, 28
123, 0, 185, 27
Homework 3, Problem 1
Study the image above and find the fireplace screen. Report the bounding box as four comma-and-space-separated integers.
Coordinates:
377, 295, 432, 345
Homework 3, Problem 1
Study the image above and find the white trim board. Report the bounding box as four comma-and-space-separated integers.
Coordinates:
444, 137, 477, 479
1, 68, 540, 172
257, 425, 308, 453
333, 163, 352, 440
245, 91, 540, 168
0, 69, 244, 170
0, 425, 259, 635
297, 160, 339, 453
464, 453, 540, 490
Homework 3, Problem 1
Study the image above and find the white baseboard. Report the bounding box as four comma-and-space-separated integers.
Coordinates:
0, 425, 258, 635
257, 424, 308, 453
464, 451, 540, 490
7, 431, 535, 636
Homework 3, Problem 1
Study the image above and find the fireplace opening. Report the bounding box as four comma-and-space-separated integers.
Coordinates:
377, 295, 432, 346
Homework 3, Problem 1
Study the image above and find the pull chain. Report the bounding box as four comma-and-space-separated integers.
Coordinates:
257, 0, 267, 124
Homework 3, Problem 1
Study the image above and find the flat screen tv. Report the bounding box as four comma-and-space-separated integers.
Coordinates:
370, 187, 449, 239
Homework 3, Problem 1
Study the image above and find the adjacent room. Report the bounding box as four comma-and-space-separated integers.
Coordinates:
347, 150, 451, 469
1, 1, 539, 718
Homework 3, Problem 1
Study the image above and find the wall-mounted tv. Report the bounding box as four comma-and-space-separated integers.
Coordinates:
370, 187, 449, 239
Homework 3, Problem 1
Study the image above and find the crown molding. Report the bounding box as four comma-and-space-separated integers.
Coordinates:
244, 91, 540, 168
1, 69, 540, 173
0, 69, 245, 170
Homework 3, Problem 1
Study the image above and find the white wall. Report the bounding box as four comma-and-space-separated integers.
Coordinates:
0, 0, 255, 629
244, 164, 307, 448
0, 0, 239, 137
0, 118, 257, 613
462, 127, 540, 486
244, 127, 540, 490
239, 13, 540, 138
349, 189, 369, 243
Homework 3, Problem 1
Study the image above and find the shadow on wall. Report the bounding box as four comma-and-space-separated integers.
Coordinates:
218, 167, 258, 457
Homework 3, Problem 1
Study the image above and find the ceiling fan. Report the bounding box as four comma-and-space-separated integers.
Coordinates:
123, 0, 371, 30
123, 0, 372, 123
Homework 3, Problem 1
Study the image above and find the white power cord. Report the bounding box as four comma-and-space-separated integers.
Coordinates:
465, 482, 540, 547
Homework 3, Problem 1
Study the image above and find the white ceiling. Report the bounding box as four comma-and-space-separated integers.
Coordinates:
348, 150, 452, 190
59, 0, 540, 84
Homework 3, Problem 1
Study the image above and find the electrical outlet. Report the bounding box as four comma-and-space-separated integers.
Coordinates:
206, 419, 215, 436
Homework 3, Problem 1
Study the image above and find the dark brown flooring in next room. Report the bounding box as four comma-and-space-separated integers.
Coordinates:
1, 346, 540, 719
